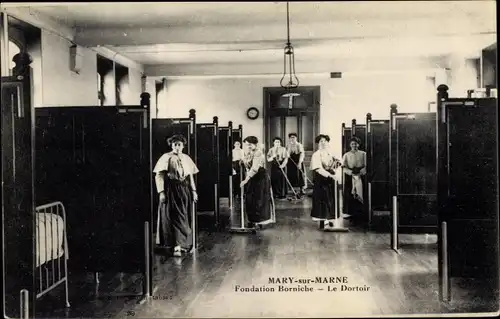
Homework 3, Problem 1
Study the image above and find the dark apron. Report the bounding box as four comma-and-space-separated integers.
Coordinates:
245, 167, 272, 223
287, 152, 305, 188
158, 177, 193, 249
311, 170, 336, 220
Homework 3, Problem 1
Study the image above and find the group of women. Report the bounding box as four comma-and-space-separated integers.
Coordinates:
152, 132, 366, 256
266, 133, 308, 199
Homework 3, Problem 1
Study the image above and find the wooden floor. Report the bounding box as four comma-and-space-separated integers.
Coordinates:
37, 197, 499, 318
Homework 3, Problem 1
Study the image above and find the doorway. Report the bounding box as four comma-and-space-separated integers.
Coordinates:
263, 86, 320, 185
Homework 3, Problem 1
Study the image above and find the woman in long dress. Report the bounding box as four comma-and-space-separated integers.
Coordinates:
240, 136, 273, 227
153, 134, 199, 257
310, 134, 342, 230
267, 137, 288, 199
284, 133, 306, 196
342, 136, 367, 223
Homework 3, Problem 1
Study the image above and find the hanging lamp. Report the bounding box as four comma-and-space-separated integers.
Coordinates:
279, 2, 300, 108
280, 1, 300, 92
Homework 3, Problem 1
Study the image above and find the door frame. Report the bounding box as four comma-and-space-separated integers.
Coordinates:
262, 86, 321, 149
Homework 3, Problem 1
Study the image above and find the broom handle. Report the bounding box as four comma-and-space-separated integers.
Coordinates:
275, 158, 300, 198
239, 161, 244, 228
288, 157, 314, 186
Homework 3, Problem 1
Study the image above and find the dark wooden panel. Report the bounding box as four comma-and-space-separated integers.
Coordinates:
438, 97, 499, 298
232, 131, 242, 147
35, 111, 77, 206
341, 125, 351, 216
196, 124, 217, 213
218, 128, 231, 198
86, 110, 149, 272
396, 117, 437, 195
2, 78, 35, 318
370, 123, 390, 182
368, 122, 390, 212
35, 111, 92, 273
391, 112, 437, 234
448, 220, 498, 279
35, 107, 150, 273
370, 182, 390, 211
341, 127, 352, 155
397, 195, 438, 227
447, 107, 497, 217
353, 126, 366, 151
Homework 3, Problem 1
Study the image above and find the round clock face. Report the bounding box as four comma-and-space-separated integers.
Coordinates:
247, 107, 259, 119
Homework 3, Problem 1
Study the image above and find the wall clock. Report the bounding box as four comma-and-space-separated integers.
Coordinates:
246, 107, 259, 120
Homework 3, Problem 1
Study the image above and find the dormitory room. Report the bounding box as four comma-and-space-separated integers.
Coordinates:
1, 1, 498, 318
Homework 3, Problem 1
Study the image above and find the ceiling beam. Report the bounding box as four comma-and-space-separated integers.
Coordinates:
148, 68, 444, 81
109, 33, 496, 54
144, 56, 450, 77
74, 17, 495, 47
92, 46, 144, 73
114, 33, 495, 66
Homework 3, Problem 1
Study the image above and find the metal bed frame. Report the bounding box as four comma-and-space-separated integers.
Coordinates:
19, 201, 71, 318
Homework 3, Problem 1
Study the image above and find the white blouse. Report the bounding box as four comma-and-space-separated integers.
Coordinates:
232, 148, 244, 162
342, 150, 366, 169
153, 152, 199, 193
310, 149, 340, 173
267, 146, 288, 162
243, 149, 266, 178
287, 142, 304, 155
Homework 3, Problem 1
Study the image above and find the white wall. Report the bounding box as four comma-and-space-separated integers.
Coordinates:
40, 30, 99, 107
145, 78, 157, 113
157, 71, 436, 158
446, 56, 481, 97
39, 30, 145, 107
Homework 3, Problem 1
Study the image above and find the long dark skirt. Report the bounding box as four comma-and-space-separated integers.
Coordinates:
343, 171, 365, 220
287, 152, 305, 188
270, 160, 287, 198
311, 172, 336, 220
245, 168, 272, 223
158, 178, 193, 249
232, 161, 242, 198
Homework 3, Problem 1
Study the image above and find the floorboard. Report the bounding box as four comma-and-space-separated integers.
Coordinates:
35, 197, 499, 318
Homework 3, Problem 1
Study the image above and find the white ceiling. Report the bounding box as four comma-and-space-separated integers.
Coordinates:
12, 1, 496, 28
3, 1, 497, 76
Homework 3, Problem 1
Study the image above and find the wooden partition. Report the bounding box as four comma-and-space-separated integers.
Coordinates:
151, 110, 198, 249
341, 122, 351, 219
2, 52, 36, 318
218, 122, 233, 202
341, 119, 369, 227
353, 119, 368, 224
35, 95, 152, 275
229, 124, 243, 229
196, 116, 220, 230
389, 105, 437, 251
437, 85, 499, 302
365, 112, 391, 228
341, 122, 352, 156
232, 124, 243, 153
232, 124, 243, 200
351, 119, 366, 151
